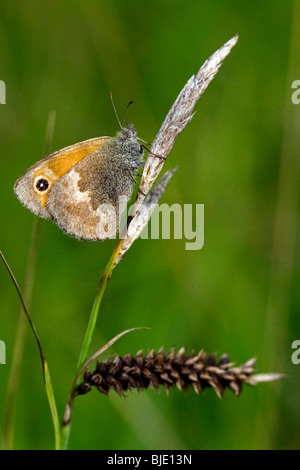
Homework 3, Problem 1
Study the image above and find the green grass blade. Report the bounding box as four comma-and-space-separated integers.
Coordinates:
1, 110, 56, 450
76, 239, 123, 370
44, 361, 61, 450
0, 251, 60, 450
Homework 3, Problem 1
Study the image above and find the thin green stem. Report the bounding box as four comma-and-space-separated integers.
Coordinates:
44, 362, 61, 450
0, 251, 61, 450
61, 238, 124, 450
1, 218, 40, 450
1, 110, 56, 450
77, 239, 124, 370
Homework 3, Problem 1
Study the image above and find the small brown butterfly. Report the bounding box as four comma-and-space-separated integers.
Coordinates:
14, 102, 145, 240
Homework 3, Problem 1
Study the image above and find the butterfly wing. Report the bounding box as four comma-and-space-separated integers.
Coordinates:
47, 141, 134, 240
14, 137, 109, 220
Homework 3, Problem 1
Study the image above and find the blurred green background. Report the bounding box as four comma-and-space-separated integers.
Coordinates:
0, 0, 299, 450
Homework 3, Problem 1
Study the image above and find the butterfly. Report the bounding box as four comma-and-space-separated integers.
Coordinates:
14, 122, 144, 240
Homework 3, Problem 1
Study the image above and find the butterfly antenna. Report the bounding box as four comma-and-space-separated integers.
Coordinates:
121, 100, 134, 127
109, 92, 123, 130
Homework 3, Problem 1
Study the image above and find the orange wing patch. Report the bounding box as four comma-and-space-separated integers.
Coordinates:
32, 137, 109, 207
46, 138, 109, 175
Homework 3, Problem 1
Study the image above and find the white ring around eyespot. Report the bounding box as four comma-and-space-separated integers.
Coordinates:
33, 175, 50, 193
33, 165, 57, 194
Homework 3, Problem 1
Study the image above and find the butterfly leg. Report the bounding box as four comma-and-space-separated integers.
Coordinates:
142, 144, 166, 160
126, 168, 147, 196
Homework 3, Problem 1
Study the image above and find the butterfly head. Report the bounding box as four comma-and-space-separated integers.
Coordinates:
114, 123, 144, 168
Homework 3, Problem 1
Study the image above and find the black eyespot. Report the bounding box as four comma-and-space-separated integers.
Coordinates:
35, 178, 49, 192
